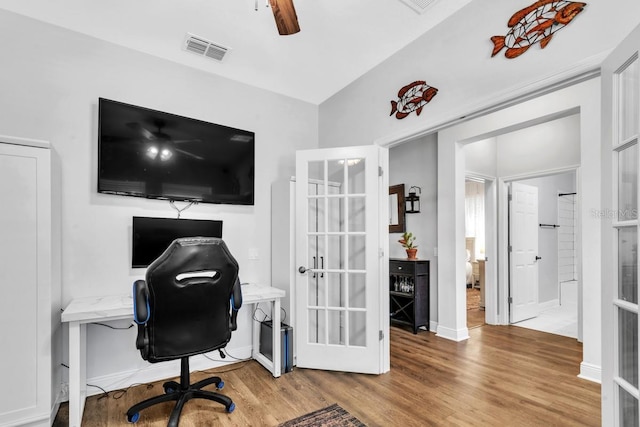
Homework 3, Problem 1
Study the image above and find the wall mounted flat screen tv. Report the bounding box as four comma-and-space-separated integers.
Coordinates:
98, 98, 255, 205
132, 216, 223, 268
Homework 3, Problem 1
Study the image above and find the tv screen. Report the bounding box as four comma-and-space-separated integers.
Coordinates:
132, 216, 223, 268
98, 98, 255, 205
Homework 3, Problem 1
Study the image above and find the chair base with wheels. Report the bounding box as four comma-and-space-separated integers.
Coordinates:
126, 357, 235, 426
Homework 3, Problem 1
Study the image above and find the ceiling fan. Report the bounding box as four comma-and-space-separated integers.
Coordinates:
263, 0, 300, 35
127, 120, 204, 162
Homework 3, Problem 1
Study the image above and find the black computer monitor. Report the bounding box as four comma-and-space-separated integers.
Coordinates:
132, 216, 223, 268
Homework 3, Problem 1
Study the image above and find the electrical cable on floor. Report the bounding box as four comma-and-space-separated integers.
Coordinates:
86, 383, 110, 400
110, 383, 154, 400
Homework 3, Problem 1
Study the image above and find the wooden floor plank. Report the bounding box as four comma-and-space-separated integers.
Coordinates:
54, 324, 600, 426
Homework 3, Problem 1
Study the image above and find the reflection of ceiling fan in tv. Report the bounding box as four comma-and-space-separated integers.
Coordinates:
262, 0, 300, 35
127, 121, 204, 162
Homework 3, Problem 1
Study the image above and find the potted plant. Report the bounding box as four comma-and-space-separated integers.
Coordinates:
398, 231, 418, 259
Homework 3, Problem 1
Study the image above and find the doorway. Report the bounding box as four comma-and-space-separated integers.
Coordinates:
465, 177, 486, 329
385, 75, 600, 381
508, 171, 579, 339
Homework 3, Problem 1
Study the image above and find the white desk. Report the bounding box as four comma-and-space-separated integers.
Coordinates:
61, 284, 285, 427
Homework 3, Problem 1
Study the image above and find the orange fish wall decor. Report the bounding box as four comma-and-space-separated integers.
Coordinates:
390, 81, 438, 120
491, 0, 586, 59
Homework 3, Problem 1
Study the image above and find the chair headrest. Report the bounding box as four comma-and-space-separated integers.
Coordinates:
147, 237, 238, 285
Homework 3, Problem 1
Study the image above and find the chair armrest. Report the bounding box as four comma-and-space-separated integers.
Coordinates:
132, 280, 150, 325
230, 277, 243, 331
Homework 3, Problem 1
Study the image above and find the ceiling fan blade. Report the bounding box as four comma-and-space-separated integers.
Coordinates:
126, 122, 155, 140
175, 148, 205, 160
269, 0, 300, 36
173, 139, 202, 144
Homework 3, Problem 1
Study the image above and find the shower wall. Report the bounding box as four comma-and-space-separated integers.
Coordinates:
558, 193, 577, 283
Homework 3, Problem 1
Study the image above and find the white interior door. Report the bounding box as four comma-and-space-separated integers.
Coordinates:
295, 145, 386, 374
509, 181, 540, 323
601, 23, 640, 426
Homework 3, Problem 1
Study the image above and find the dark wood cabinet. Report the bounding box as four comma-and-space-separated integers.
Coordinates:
389, 259, 430, 333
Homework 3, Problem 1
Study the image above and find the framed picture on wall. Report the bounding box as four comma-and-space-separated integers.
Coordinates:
389, 184, 406, 234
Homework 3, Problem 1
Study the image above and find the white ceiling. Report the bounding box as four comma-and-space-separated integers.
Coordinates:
0, 0, 473, 104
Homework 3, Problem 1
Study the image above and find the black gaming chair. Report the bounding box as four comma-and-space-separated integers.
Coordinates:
126, 237, 243, 426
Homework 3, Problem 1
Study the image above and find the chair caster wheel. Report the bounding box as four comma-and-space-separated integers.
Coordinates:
217, 380, 225, 390
227, 402, 236, 413
163, 380, 179, 394
127, 412, 140, 423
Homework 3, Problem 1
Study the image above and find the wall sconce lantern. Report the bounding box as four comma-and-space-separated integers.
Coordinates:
406, 186, 421, 214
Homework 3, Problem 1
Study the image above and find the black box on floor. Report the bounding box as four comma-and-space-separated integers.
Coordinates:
259, 320, 294, 373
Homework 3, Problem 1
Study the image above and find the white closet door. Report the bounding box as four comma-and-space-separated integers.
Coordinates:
0, 141, 53, 426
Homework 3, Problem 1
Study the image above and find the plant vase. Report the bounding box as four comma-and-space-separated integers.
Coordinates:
406, 248, 418, 259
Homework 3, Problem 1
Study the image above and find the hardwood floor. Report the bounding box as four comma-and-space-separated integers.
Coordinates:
467, 287, 485, 329
54, 325, 600, 426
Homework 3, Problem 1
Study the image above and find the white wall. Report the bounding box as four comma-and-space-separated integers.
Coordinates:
497, 115, 581, 177
389, 135, 438, 327
318, 0, 640, 150
0, 10, 318, 392
464, 137, 496, 177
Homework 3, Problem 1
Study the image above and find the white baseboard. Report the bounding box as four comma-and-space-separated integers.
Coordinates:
60, 345, 253, 401
436, 324, 470, 342
539, 298, 559, 311
578, 361, 602, 384
429, 320, 438, 332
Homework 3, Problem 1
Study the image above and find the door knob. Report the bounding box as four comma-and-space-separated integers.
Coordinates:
535, 256, 542, 261
298, 266, 308, 274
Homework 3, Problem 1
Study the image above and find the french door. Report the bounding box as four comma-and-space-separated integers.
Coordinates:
294, 145, 388, 374
602, 23, 640, 426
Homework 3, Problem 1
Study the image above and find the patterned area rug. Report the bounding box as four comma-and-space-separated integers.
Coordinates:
279, 404, 366, 427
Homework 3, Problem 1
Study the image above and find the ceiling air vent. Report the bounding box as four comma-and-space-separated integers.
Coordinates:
399, 0, 437, 14
183, 33, 231, 62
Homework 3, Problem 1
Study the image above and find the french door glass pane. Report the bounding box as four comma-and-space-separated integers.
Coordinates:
618, 308, 639, 388
618, 227, 638, 304
308, 198, 324, 232
618, 144, 638, 221
349, 311, 366, 347
348, 235, 366, 270
327, 273, 345, 308
347, 159, 366, 194
327, 235, 344, 269
327, 160, 345, 194
328, 310, 345, 345
308, 236, 318, 275
348, 197, 366, 232
618, 57, 639, 142
328, 197, 344, 232
308, 309, 325, 344
348, 273, 366, 309
308, 276, 325, 307
619, 384, 639, 427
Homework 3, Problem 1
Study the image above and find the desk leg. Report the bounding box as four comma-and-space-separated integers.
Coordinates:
68, 322, 87, 427
272, 298, 281, 377
251, 303, 260, 362
250, 299, 282, 378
